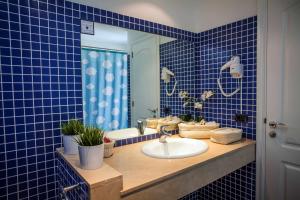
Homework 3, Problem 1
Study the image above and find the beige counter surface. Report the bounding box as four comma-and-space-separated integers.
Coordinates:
56, 148, 122, 189
104, 135, 255, 197
57, 135, 255, 200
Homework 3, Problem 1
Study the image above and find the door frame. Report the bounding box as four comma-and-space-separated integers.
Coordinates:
256, 0, 268, 199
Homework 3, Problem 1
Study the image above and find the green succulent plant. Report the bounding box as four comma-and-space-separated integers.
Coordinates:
61, 119, 84, 136
75, 127, 104, 146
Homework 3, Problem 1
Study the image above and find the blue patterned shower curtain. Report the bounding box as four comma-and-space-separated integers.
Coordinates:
81, 48, 128, 130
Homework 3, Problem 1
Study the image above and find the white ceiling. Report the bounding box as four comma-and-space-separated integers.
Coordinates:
194, 0, 257, 32
69, 0, 257, 33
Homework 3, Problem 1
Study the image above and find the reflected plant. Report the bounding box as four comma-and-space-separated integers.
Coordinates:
178, 113, 193, 122
148, 108, 158, 118
178, 90, 214, 110
162, 107, 172, 116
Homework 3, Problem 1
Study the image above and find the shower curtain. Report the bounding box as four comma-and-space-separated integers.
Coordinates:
81, 48, 128, 130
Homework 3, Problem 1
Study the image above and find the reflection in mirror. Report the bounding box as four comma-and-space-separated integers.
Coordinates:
81, 22, 184, 140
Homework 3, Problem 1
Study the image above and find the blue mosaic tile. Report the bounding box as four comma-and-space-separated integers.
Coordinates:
56, 153, 89, 200
198, 162, 256, 200
179, 190, 199, 200
127, 55, 131, 127
0, 0, 257, 199
195, 17, 257, 143
160, 39, 197, 117
195, 16, 257, 200
160, 16, 257, 200
113, 130, 178, 147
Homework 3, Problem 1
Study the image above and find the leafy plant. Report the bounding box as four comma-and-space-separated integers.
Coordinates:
178, 90, 214, 110
75, 127, 104, 146
163, 107, 172, 116
179, 114, 193, 122
148, 108, 158, 118
195, 116, 204, 123
61, 119, 84, 136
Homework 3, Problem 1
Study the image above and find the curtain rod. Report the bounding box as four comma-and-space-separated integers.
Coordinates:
81, 46, 128, 53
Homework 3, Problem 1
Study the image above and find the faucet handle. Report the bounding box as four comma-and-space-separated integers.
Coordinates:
160, 125, 172, 136
159, 125, 172, 143
137, 119, 145, 135
137, 119, 145, 127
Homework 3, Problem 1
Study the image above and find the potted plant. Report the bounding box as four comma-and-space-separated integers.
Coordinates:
61, 119, 84, 155
178, 90, 214, 110
178, 114, 193, 122
103, 137, 115, 158
75, 127, 104, 170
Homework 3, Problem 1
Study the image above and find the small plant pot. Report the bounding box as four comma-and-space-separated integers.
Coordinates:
63, 135, 79, 155
104, 141, 115, 158
78, 144, 104, 170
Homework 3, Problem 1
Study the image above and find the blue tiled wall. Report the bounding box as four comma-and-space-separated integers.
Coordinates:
160, 16, 257, 200
0, 0, 256, 199
160, 39, 197, 117
56, 154, 89, 200
195, 16, 257, 200
0, 0, 83, 199
0, 0, 194, 199
195, 16, 257, 141
127, 55, 131, 127
198, 162, 256, 200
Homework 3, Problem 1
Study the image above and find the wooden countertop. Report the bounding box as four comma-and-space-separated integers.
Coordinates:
104, 135, 255, 196
57, 135, 255, 199
56, 148, 122, 189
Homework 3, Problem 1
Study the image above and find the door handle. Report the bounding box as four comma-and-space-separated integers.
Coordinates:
269, 121, 288, 129
268, 131, 277, 138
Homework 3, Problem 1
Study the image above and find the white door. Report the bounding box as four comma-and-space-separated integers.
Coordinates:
131, 36, 160, 127
266, 0, 300, 199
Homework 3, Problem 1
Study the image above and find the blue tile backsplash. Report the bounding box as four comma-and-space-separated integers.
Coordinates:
159, 16, 257, 200
160, 39, 197, 117
195, 17, 257, 200
0, 0, 256, 199
56, 154, 88, 200
198, 162, 256, 200
195, 17, 257, 141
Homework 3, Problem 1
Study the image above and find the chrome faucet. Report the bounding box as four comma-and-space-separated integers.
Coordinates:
159, 125, 172, 143
137, 119, 145, 135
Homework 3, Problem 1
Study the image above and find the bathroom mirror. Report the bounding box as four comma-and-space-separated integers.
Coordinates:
81, 22, 193, 140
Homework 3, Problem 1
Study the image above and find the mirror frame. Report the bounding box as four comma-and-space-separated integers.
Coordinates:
78, 6, 194, 144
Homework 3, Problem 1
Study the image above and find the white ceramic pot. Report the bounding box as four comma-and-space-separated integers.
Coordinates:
104, 141, 115, 158
63, 135, 79, 155
78, 144, 104, 170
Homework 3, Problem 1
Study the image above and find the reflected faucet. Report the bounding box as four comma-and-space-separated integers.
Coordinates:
159, 125, 172, 143
137, 120, 145, 135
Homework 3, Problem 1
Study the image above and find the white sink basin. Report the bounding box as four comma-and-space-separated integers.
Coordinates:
142, 138, 208, 159
106, 128, 157, 140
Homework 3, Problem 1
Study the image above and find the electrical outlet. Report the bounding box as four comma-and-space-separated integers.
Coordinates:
81, 20, 94, 35
234, 114, 248, 123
